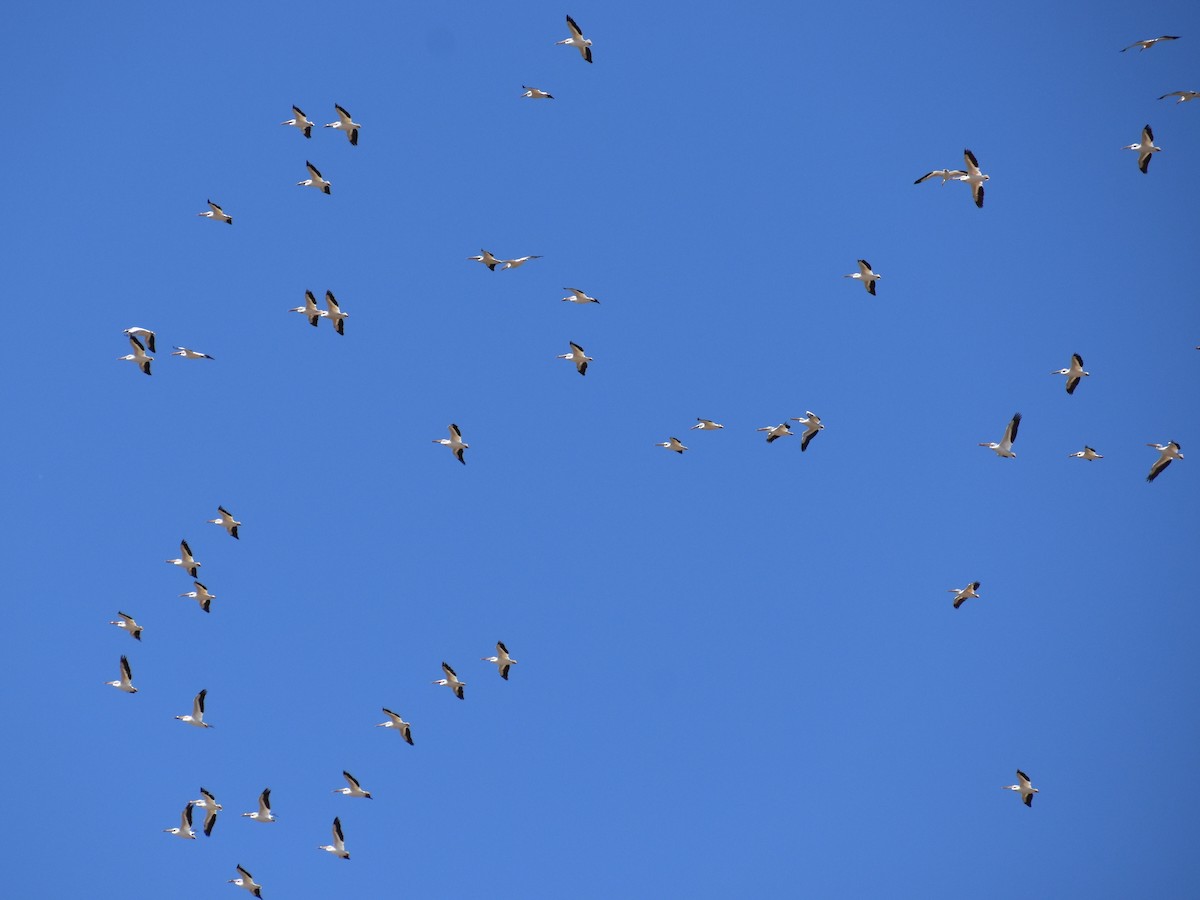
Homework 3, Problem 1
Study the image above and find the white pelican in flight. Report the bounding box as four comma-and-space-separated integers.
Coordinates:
192, 787, 221, 836
501, 255, 543, 270
558, 341, 592, 375
691, 418, 724, 430
208, 506, 241, 539
176, 689, 212, 728
557, 15, 593, 63
123, 327, 156, 353
106, 654, 137, 693
333, 771, 372, 799
322, 290, 348, 335
482, 641, 517, 680
433, 661, 466, 699
290, 290, 323, 327
757, 422, 792, 443
1146, 442, 1184, 483
844, 260, 880, 295
655, 436, 689, 454
377, 708, 414, 744
324, 104, 360, 145
180, 581, 214, 614
468, 249, 503, 271
170, 346, 214, 360
914, 168, 967, 185
242, 788, 275, 823
197, 200, 232, 224
1003, 770, 1039, 807
948, 581, 981, 609
1123, 125, 1161, 173
791, 412, 824, 451
165, 540, 201, 577
298, 161, 331, 194
1051, 353, 1089, 395
979, 412, 1021, 458
1160, 90, 1200, 103
432, 423, 468, 465
562, 287, 600, 305
227, 864, 263, 897
318, 817, 350, 859
957, 149, 989, 207
1068, 446, 1104, 461
164, 803, 196, 839
109, 611, 142, 641
118, 334, 152, 375
521, 86, 555, 99
281, 104, 313, 138
1122, 35, 1180, 52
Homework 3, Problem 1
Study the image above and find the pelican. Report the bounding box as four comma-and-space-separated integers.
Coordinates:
432, 423, 468, 465
322, 290, 348, 335
433, 661, 466, 700
557, 15, 593, 63
843, 259, 881, 295
192, 788, 222, 837
298, 161, 331, 194
1159, 90, 1200, 103
655, 436, 689, 454
691, 418, 724, 430
333, 771, 372, 799
197, 200, 232, 224
171, 346, 213, 360
558, 341, 592, 375
242, 789, 275, 823
914, 168, 967, 185
1123, 125, 1161, 173
164, 803, 196, 839
165, 540, 201, 577
979, 412, 1021, 458
176, 689, 212, 728
956, 149, 989, 207
180, 581, 214, 614
106, 654, 137, 693
1068, 446, 1104, 461
318, 817, 350, 860
208, 506, 241, 539
482, 642, 517, 680
290, 290, 323, 327
1146, 442, 1184, 483
757, 422, 792, 443
1051, 353, 1089, 395
376, 708, 414, 744
123, 327, 157, 353
227, 864, 263, 897
109, 611, 142, 641
324, 104, 360, 145
1003, 770, 1039, 807
281, 104, 314, 138
118, 334, 152, 375
562, 287, 600, 304
468, 249, 503, 271
1122, 35, 1180, 52
501, 255, 543, 270
521, 86, 555, 99
948, 581, 981, 609
789, 412, 824, 451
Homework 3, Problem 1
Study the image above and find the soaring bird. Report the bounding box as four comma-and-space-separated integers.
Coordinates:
501, 255, 543, 270
433, 661, 466, 700
333, 771, 372, 799
557, 15, 593, 62
165, 540, 201, 577
118, 334, 152, 375
123, 327, 157, 353
1123, 125, 1161, 173
521, 86, 555, 99
1068, 446, 1104, 461
948, 581, 982, 609
978, 412, 1021, 458
957, 149, 989, 207
109, 611, 142, 641
1159, 90, 1200, 104
691, 419, 724, 430
208, 506, 241, 539
227, 864, 263, 897
298, 161, 331, 194
1146, 442, 1184, 483
1003, 770, 1039, 807
558, 341, 593, 375
655, 436, 689, 454
843, 260, 881, 295
318, 817, 350, 859
179, 581, 214, 614
376, 708, 414, 744
170, 346, 214, 360
290, 290, 324, 327
757, 422, 792, 443
281, 104, 314, 138
322, 290, 349, 335
1121, 35, 1180, 52
432, 423, 469, 465
197, 200, 232, 224
176, 689, 212, 728
242, 788, 275, 823
914, 168, 967, 185
562, 287, 600, 305
163, 803, 196, 839
482, 642, 517, 680
191, 788, 222, 837
324, 104, 360, 145
791, 412, 824, 451
106, 655, 137, 693
468, 250, 503, 271
1051, 353, 1089, 395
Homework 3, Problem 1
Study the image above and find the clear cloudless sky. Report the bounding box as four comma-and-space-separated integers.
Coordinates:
2, 0, 1198, 896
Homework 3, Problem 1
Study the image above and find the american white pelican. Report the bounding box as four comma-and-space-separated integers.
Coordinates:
1068, 446, 1104, 461
557, 15, 593, 63
1051, 353, 1089, 395
106, 654, 137, 693
176, 689, 212, 728
322, 290, 348, 335
109, 611, 142, 641
844, 260, 880, 295
757, 422, 792, 443
691, 418, 724, 430
979, 412, 1021, 458
192, 788, 222, 837
227, 864, 263, 897
655, 436, 689, 454
242, 788, 275, 823
432, 423, 468, 465
914, 168, 967, 185
791, 412, 824, 451
957, 149, 989, 207
482, 642, 517, 680
324, 104, 360, 145
501, 255, 543, 270
333, 771, 372, 799
123, 327, 157, 353
290, 290, 323, 327
281, 104, 314, 138
164, 803, 196, 839
208, 506, 241, 539
558, 341, 592, 375
521, 86, 555, 99
377, 707, 414, 744
197, 200, 232, 224
298, 161, 331, 194
1124, 125, 1161, 173
1003, 770, 1039, 807
171, 346, 214, 360
948, 581, 981, 609
562, 287, 600, 304
180, 581, 214, 614
165, 540, 201, 577
1146, 441, 1184, 483
1159, 90, 1200, 103
318, 816, 350, 859
433, 661, 466, 700
468, 249, 503, 271
118, 334, 152, 375
1122, 35, 1180, 52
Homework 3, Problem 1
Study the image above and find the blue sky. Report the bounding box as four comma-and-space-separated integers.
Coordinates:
3, 1, 1198, 896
